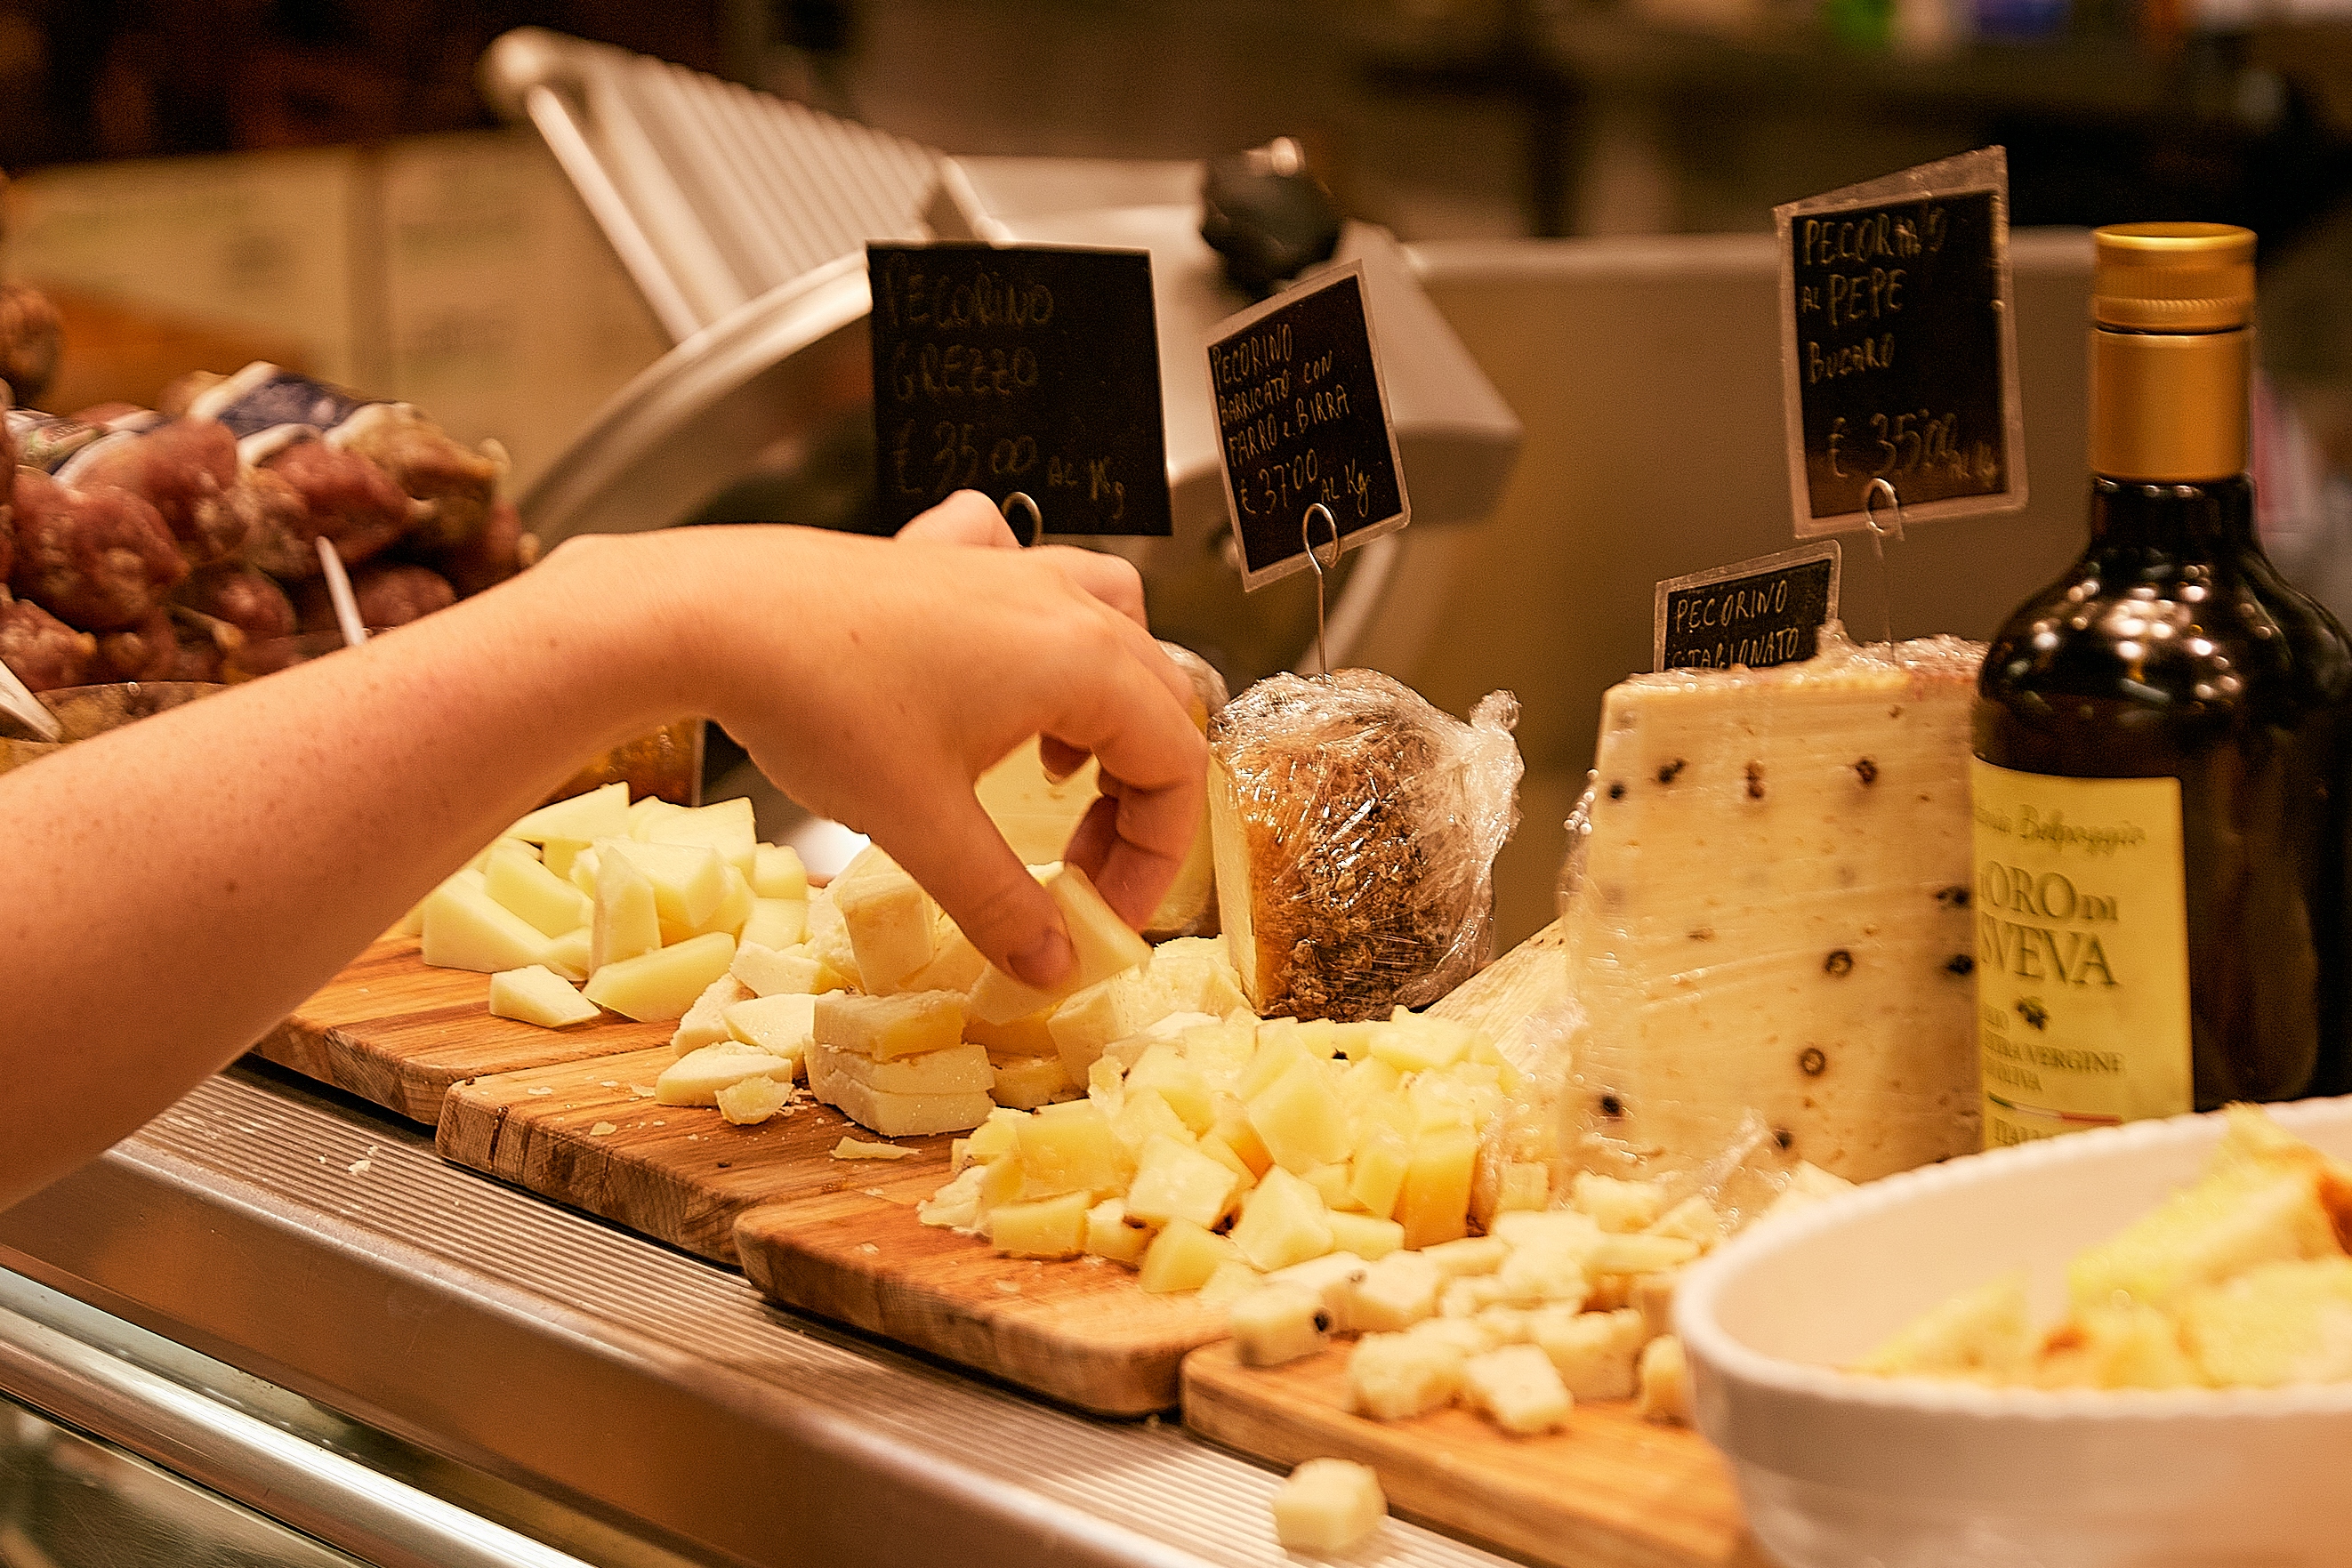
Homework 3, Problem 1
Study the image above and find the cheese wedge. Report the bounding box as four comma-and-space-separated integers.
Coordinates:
423, 877, 551, 974
589, 848, 661, 973
489, 964, 601, 1028
809, 1066, 994, 1138
584, 932, 737, 1022
753, 842, 809, 900
724, 993, 818, 1065
833, 846, 938, 991
1563, 628, 1985, 1180
505, 781, 630, 844
484, 843, 592, 937
739, 897, 809, 953
640, 797, 758, 878
656, 1044, 799, 1106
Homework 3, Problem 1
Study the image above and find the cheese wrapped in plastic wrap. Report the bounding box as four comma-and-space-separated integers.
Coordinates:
1209, 669, 1521, 1020
1556, 627, 1983, 1183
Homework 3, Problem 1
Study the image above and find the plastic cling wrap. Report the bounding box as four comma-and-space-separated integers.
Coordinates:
1208, 668, 1522, 1020
1556, 625, 1986, 1184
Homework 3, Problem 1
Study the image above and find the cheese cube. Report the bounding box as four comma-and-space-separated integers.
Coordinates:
1462, 1343, 1574, 1435
1348, 1331, 1464, 1419
540, 926, 592, 983
422, 877, 552, 974
1572, 1172, 1670, 1234
640, 797, 758, 878
671, 974, 752, 1055
589, 848, 661, 973
1637, 1335, 1691, 1423
716, 1074, 793, 1125
1083, 1198, 1156, 1266
664, 864, 753, 945
1137, 1217, 1238, 1293
1124, 1045, 1214, 1133
813, 991, 965, 1061
1228, 1167, 1333, 1273
739, 897, 809, 953
656, 1044, 800, 1106
1566, 634, 1985, 1178
1124, 1137, 1242, 1229
1346, 1250, 1442, 1333
505, 781, 629, 844
753, 842, 808, 900
1112, 1089, 1196, 1156
987, 1190, 1089, 1259
1530, 1307, 1649, 1400
1197, 1258, 1265, 1310
1270, 1459, 1385, 1555
731, 942, 848, 998
1494, 1243, 1591, 1310
1269, 1251, 1372, 1331
989, 1053, 1076, 1110
1395, 1126, 1479, 1250
967, 864, 1151, 1025
1247, 1059, 1353, 1175
604, 839, 729, 929
1211, 1094, 1276, 1179
1368, 1009, 1473, 1073
1228, 1283, 1330, 1367
1014, 1101, 1133, 1201
801, 891, 862, 987
1301, 1162, 1360, 1214
724, 993, 818, 1065
966, 1009, 1059, 1057
1491, 1210, 1604, 1254
1422, 1235, 1510, 1279
1324, 1211, 1405, 1262
488, 965, 600, 1028
1348, 1115, 1414, 1221
833, 847, 938, 990
484, 843, 592, 937
885, 915, 987, 996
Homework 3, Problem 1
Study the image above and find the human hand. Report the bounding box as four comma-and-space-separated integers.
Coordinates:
614, 521, 1202, 989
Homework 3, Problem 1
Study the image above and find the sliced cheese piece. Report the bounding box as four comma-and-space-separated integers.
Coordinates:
754, 842, 809, 900
541, 926, 592, 984
834, 1137, 913, 1160
810, 1039, 993, 1096
881, 913, 987, 996
724, 993, 818, 1065
584, 932, 737, 1022
989, 1053, 1076, 1110
671, 974, 751, 1055
812, 990, 965, 1061
505, 781, 629, 844
640, 796, 757, 878
1564, 628, 1986, 1179
967, 864, 1150, 1025
810, 1068, 993, 1138
422, 876, 551, 974
489, 965, 601, 1028
664, 864, 753, 945
656, 1044, 799, 1106
731, 942, 849, 998
589, 847, 661, 973
484, 843, 592, 937
739, 896, 809, 953
717, 1074, 794, 1125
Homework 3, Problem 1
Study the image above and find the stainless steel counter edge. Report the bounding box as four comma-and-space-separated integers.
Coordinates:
0, 1068, 1512, 1568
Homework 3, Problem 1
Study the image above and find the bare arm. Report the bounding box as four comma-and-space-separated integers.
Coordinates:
0, 511, 1203, 1209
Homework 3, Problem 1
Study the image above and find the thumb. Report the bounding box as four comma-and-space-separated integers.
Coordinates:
881, 790, 1075, 990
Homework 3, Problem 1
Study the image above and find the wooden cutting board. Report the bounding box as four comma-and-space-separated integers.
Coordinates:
249, 937, 673, 1123
732, 1167, 1228, 1419
434, 1047, 929, 1267
1183, 1344, 1764, 1568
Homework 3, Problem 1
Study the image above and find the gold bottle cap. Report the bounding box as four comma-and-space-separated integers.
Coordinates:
2092, 223, 2255, 333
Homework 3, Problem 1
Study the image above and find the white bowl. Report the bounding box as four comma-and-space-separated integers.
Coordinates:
1674, 1096, 2352, 1568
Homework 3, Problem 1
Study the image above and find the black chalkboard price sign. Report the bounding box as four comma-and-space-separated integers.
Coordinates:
1774, 148, 2026, 538
1654, 541, 1841, 672
1206, 263, 1409, 589
868, 243, 1172, 536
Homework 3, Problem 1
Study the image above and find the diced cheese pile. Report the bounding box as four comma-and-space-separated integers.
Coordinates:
917, 1006, 1548, 1290
410, 783, 808, 1031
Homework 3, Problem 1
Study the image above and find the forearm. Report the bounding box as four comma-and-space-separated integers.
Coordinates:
0, 534, 685, 1205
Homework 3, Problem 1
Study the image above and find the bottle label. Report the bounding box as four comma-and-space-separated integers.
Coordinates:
1969, 760, 2192, 1147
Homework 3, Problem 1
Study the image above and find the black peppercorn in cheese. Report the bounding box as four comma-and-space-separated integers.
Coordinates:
1560, 626, 1985, 1181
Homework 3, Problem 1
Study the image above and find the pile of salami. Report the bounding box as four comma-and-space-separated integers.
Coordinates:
0, 364, 529, 694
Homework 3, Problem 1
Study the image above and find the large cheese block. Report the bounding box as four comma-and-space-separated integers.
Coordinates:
1561, 629, 1984, 1181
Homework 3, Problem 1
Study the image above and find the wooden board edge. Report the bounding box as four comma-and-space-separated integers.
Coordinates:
1180, 1345, 1764, 1568
735, 1208, 1215, 1418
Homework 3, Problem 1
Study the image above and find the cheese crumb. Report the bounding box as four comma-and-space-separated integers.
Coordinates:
345, 1159, 372, 1177
833, 1138, 914, 1161
858, 1242, 881, 1255
590, 1121, 618, 1137
528, 1086, 553, 1097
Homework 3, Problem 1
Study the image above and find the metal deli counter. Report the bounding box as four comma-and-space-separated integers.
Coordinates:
0, 1062, 1519, 1568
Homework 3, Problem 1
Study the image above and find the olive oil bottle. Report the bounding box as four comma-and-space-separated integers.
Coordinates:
1974, 224, 2352, 1146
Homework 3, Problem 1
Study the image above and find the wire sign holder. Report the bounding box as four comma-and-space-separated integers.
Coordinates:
1207, 261, 1410, 615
